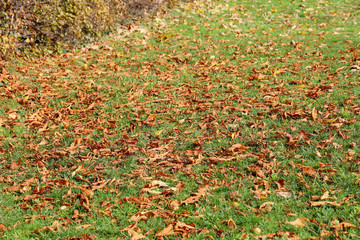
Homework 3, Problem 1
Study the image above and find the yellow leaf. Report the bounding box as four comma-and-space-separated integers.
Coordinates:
325, 119, 336, 123
251, 227, 262, 234
240, 233, 248, 239
231, 132, 236, 139
155, 129, 163, 136
82, 64, 89, 70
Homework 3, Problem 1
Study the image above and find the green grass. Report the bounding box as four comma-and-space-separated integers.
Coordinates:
0, 0, 360, 239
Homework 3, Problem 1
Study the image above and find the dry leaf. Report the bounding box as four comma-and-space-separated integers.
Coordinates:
311, 107, 318, 121
81, 187, 94, 199
310, 201, 342, 207
75, 224, 94, 229
276, 191, 292, 198
169, 200, 181, 210
150, 180, 168, 188
285, 217, 309, 228
259, 202, 274, 212
156, 224, 175, 237
228, 143, 248, 153
320, 191, 329, 200
220, 218, 237, 229
0, 224, 6, 231
251, 227, 262, 234
142, 188, 162, 195
128, 229, 147, 240
331, 222, 356, 231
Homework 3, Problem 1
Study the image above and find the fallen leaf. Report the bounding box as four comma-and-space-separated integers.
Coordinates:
169, 200, 181, 210
156, 224, 175, 237
259, 202, 274, 212
276, 191, 292, 198
228, 143, 248, 153
310, 201, 342, 207
251, 226, 262, 234
220, 218, 237, 229
311, 107, 318, 121
150, 180, 168, 188
0, 224, 6, 231
128, 229, 147, 240
285, 217, 309, 228
331, 222, 356, 231
75, 223, 94, 229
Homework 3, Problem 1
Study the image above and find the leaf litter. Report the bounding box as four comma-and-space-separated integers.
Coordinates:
0, 0, 360, 239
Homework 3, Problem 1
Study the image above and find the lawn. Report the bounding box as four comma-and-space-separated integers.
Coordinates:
0, 0, 360, 239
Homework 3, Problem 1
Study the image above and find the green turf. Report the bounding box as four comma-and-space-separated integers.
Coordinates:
0, 0, 360, 239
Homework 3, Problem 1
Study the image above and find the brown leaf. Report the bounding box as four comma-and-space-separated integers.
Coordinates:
311, 107, 318, 121
78, 194, 91, 212
181, 196, 201, 204
81, 187, 94, 199
297, 175, 312, 190
156, 223, 175, 237
129, 209, 173, 222
310, 201, 342, 207
142, 188, 162, 195
320, 191, 330, 200
71, 164, 85, 176
220, 218, 237, 229
320, 230, 331, 238
128, 229, 147, 240
331, 222, 356, 231
169, 200, 181, 210
255, 233, 277, 239
208, 156, 235, 163
228, 144, 248, 154
285, 217, 309, 228
276, 191, 292, 198
6, 184, 21, 192
259, 202, 274, 212
181, 185, 211, 205
75, 224, 94, 229
86, 102, 95, 111
144, 114, 156, 126
150, 180, 168, 188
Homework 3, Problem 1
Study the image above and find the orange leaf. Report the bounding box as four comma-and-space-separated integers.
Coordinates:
0, 224, 6, 231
